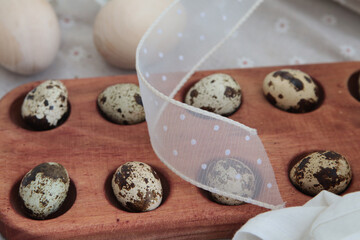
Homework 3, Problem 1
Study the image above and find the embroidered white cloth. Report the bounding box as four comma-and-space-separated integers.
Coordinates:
233, 191, 360, 240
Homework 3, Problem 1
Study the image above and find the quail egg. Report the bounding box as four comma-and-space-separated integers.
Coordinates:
204, 158, 256, 205
21, 80, 69, 130
97, 84, 145, 125
263, 69, 320, 113
19, 162, 70, 219
112, 161, 163, 212
289, 151, 352, 196
185, 73, 242, 116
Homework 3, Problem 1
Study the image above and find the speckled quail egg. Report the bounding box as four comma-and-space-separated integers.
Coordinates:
204, 158, 256, 205
112, 161, 163, 212
185, 73, 242, 116
263, 69, 320, 113
289, 151, 352, 196
21, 80, 69, 130
19, 162, 70, 219
97, 84, 145, 125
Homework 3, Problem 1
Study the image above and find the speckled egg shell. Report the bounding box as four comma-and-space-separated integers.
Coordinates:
185, 73, 242, 116
289, 151, 352, 196
112, 162, 163, 212
19, 162, 70, 219
204, 158, 256, 205
263, 69, 320, 113
97, 84, 145, 125
21, 80, 69, 130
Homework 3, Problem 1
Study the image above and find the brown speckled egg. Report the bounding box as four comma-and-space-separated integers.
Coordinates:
263, 69, 320, 113
289, 151, 352, 196
19, 162, 70, 219
112, 162, 162, 212
97, 83, 145, 125
204, 158, 256, 205
185, 73, 242, 116
21, 80, 69, 130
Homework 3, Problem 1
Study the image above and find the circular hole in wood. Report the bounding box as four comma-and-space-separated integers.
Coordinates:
104, 165, 170, 213
10, 177, 77, 220
288, 150, 352, 196
9, 93, 71, 131
347, 70, 360, 102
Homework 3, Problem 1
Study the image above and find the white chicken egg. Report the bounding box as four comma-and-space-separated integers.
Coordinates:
0, 0, 60, 75
93, 0, 181, 69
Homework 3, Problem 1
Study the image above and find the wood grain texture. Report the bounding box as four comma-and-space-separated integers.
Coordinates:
0, 62, 359, 239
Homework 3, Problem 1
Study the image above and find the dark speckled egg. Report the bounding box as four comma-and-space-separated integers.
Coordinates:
21, 80, 69, 130
97, 83, 145, 125
289, 151, 352, 196
112, 162, 162, 212
19, 162, 70, 219
263, 69, 320, 113
204, 158, 256, 205
184, 73, 242, 116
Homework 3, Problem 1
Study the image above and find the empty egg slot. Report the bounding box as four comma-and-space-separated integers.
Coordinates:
347, 70, 360, 102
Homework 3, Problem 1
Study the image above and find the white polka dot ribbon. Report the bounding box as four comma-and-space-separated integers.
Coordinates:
136, 0, 284, 210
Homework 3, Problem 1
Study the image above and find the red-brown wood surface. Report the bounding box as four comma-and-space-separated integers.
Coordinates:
0, 62, 359, 239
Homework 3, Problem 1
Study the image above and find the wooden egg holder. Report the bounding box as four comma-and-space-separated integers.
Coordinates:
0, 62, 359, 239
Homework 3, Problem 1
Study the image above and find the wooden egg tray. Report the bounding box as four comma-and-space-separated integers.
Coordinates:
0, 62, 359, 239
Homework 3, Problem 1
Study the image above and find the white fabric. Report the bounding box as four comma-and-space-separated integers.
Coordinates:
135, 0, 360, 210
136, 0, 285, 209
233, 191, 360, 240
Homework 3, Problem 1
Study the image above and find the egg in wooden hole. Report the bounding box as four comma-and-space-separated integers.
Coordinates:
184, 73, 242, 117
19, 162, 70, 220
0, 0, 60, 75
202, 158, 256, 205
97, 83, 145, 125
289, 150, 352, 197
21, 80, 70, 131
112, 162, 163, 212
263, 69, 322, 113
93, 0, 185, 70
